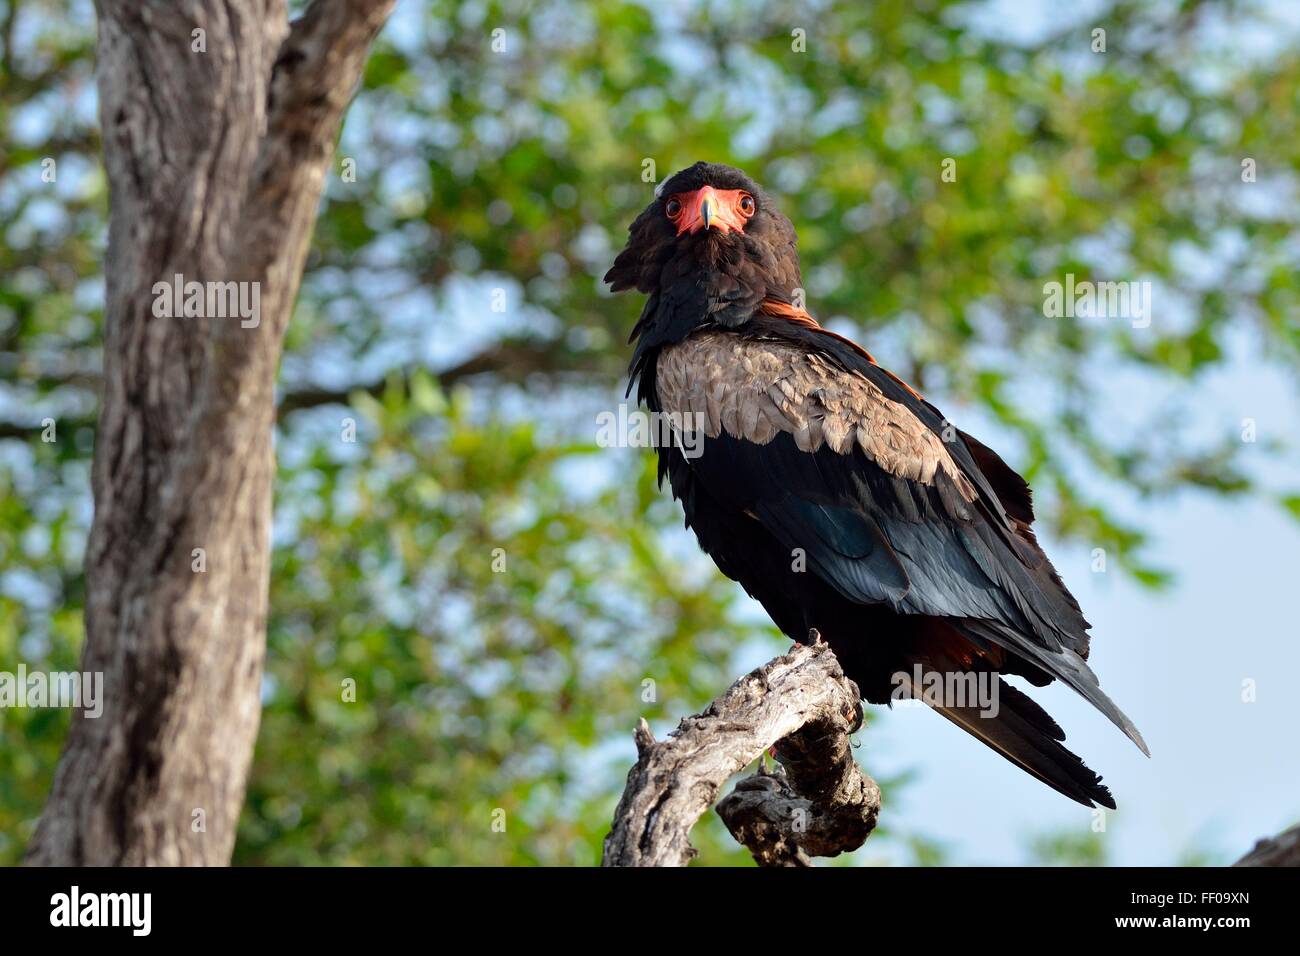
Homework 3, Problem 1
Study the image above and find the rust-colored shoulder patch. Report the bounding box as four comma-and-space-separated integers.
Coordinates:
655, 331, 976, 497
757, 299, 925, 402
758, 298, 823, 330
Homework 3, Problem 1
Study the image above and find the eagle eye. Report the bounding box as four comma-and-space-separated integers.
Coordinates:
664, 197, 682, 219
738, 193, 756, 217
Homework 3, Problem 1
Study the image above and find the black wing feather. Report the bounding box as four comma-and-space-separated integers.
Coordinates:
656, 320, 1147, 756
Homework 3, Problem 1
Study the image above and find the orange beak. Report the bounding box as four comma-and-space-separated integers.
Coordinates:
675, 186, 750, 236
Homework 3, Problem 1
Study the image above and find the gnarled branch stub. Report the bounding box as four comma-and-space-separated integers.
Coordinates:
602, 635, 880, 867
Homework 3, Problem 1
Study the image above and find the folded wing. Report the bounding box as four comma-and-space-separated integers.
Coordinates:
655, 327, 1147, 755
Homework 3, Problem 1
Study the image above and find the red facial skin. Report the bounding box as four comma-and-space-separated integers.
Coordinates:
666, 186, 754, 235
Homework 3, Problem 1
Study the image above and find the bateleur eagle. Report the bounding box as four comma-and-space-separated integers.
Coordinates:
605, 161, 1148, 809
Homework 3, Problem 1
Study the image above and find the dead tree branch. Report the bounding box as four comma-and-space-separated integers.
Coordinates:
602, 636, 880, 867
1235, 824, 1300, 866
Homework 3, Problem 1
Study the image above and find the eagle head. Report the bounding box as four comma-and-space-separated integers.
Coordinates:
604, 162, 804, 327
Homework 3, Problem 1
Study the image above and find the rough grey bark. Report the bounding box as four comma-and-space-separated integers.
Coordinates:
1235, 824, 1300, 866
602, 636, 880, 867
26, 0, 394, 866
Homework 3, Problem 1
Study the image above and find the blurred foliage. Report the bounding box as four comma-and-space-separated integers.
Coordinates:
1025, 826, 1111, 866
2, 0, 1298, 864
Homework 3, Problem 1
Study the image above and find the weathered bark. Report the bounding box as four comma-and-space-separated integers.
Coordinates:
1235, 824, 1300, 866
717, 700, 880, 866
602, 637, 880, 867
26, 0, 394, 866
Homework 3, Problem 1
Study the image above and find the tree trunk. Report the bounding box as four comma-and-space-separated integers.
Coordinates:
25, 0, 394, 866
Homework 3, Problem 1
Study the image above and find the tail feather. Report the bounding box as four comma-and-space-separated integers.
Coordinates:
898, 671, 1116, 809
961, 618, 1150, 757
